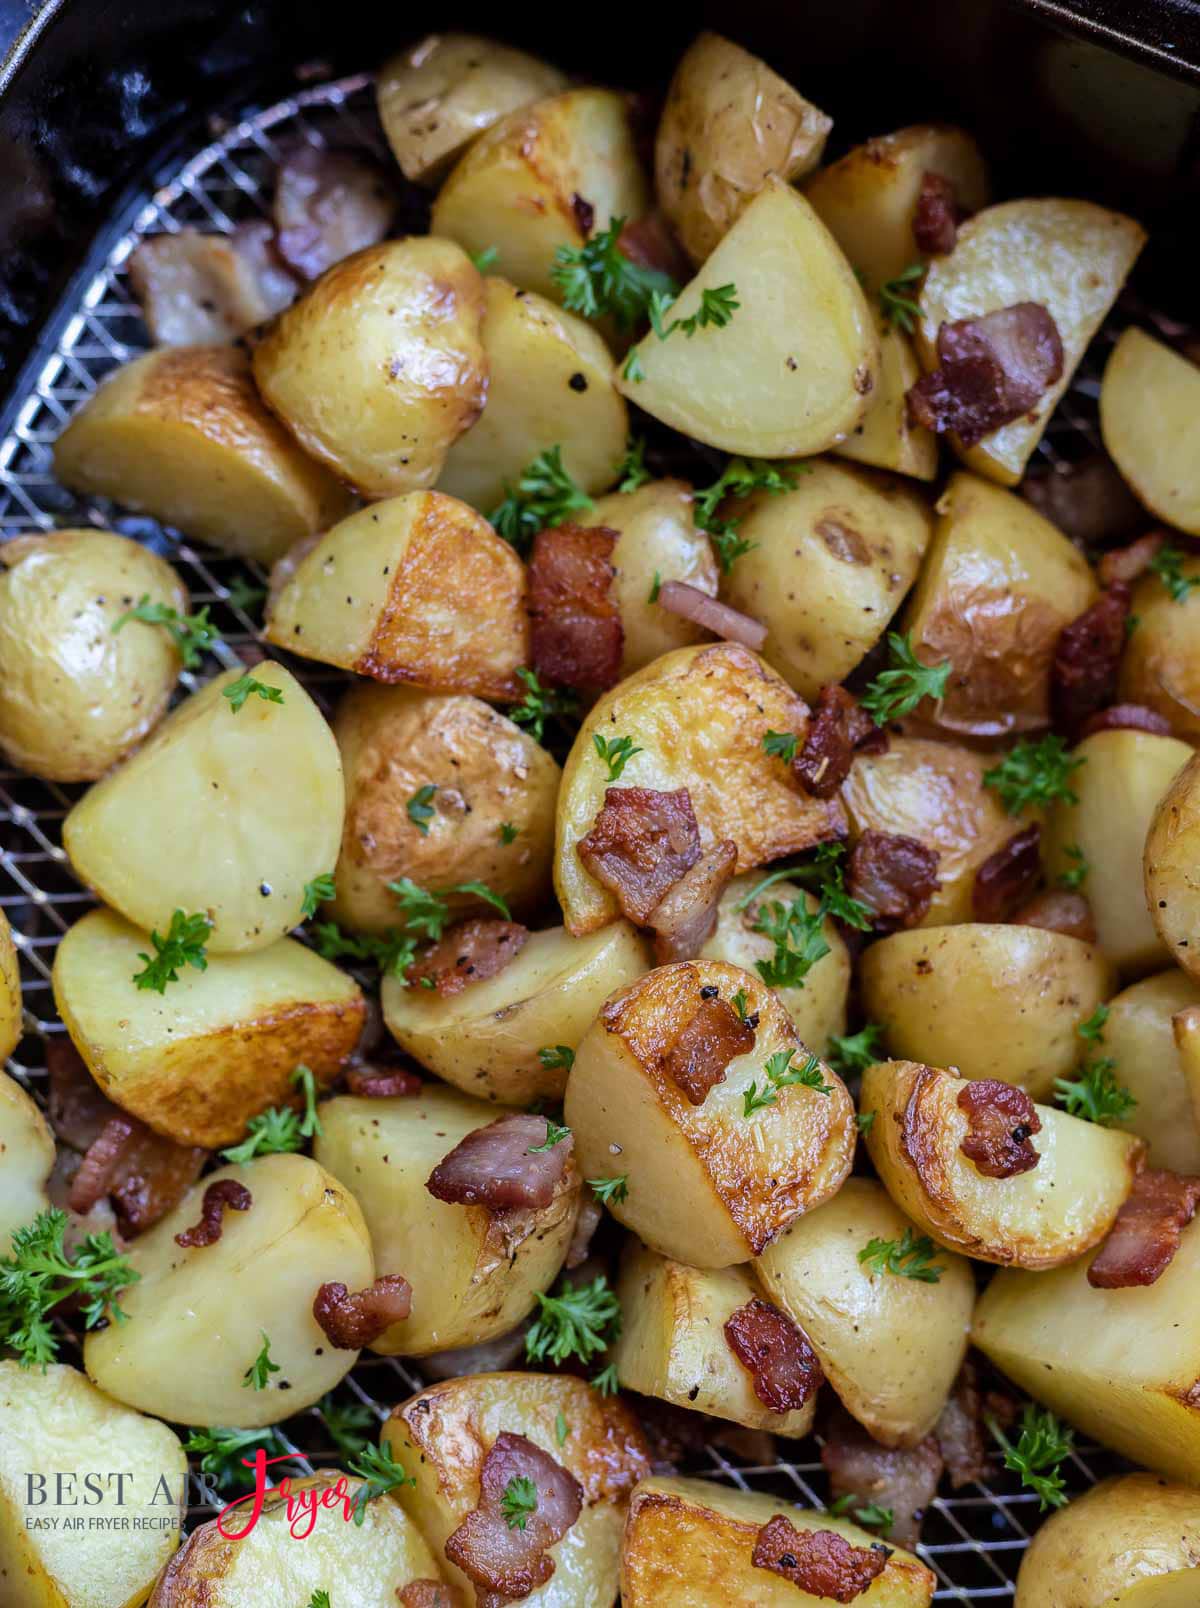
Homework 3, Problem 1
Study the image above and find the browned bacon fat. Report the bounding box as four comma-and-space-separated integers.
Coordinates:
723, 1297, 824, 1413
656, 581, 767, 652
913, 171, 960, 255
822, 1406, 944, 1548
848, 831, 940, 929
444, 1432, 583, 1603
407, 919, 529, 997
1081, 702, 1172, 737
649, 840, 737, 963
658, 989, 755, 1105
907, 303, 1064, 447
957, 1080, 1042, 1178
127, 224, 298, 345
528, 523, 623, 693
1088, 1168, 1200, 1289
972, 825, 1042, 923
793, 685, 886, 800
1051, 584, 1131, 731
273, 145, 397, 281
313, 1274, 413, 1348
426, 1114, 572, 1210
345, 1062, 423, 1097
1012, 888, 1096, 943
752, 1514, 889, 1602
175, 1179, 252, 1248
398, 1584, 462, 1608
578, 786, 701, 925
1097, 529, 1166, 588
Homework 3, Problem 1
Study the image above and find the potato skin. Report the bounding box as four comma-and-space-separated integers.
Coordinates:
0, 1071, 54, 1257
1146, 751, 1200, 984
1101, 326, 1200, 536
1121, 553, 1200, 739
1104, 970, 1200, 1175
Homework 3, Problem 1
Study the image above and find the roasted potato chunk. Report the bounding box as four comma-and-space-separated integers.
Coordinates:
1120, 555, 1200, 739
84, 1155, 372, 1427
52, 346, 352, 566
0, 907, 22, 1065
719, 459, 932, 699
1104, 970, 1200, 1175
0, 1072, 54, 1257
63, 661, 344, 953
53, 908, 363, 1148
253, 237, 487, 499
756, 1177, 974, 1447
1101, 326, 1200, 535
862, 1060, 1143, 1269
834, 321, 938, 481
264, 491, 528, 700
1146, 751, 1200, 984
565, 960, 856, 1267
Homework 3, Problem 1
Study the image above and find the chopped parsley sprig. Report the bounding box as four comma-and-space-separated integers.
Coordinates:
510, 667, 579, 745
301, 874, 335, 920
589, 1175, 629, 1205
242, 1332, 280, 1391
1054, 1006, 1135, 1125
501, 1475, 539, 1531
743, 1048, 831, 1116
983, 735, 1084, 815
1149, 542, 1200, 604
827, 1024, 886, 1076
183, 1426, 294, 1492
525, 1274, 621, 1367
223, 672, 284, 713
879, 263, 925, 333
860, 631, 951, 725
113, 595, 222, 668
406, 785, 437, 836
488, 446, 593, 555
828, 1494, 895, 1535
346, 1442, 416, 1525
617, 436, 652, 493
132, 909, 211, 993
551, 217, 678, 330
0, 1208, 140, 1369
858, 1228, 944, 1283
691, 457, 802, 575
987, 1404, 1073, 1510
593, 733, 642, 781
1057, 845, 1089, 891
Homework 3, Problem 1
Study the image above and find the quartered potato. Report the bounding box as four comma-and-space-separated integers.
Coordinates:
565, 960, 856, 1267
656, 32, 831, 265
0, 531, 185, 782
0, 907, 22, 1064
431, 88, 649, 302
1120, 554, 1200, 739
253, 237, 488, 499
437, 277, 627, 512
382, 921, 650, 1105
52, 346, 352, 566
1101, 326, 1200, 535
617, 179, 878, 457
377, 33, 567, 184
611, 1240, 818, 1436
719, 458, 933, 699
1104, 970, 1200, 1175
53, 909, 363, 1148
1146, 751, 1200, 983
756, 1177, 974, 1447
554, 642, 845, 937
0, 1361, 186, 1608
860, 925, 1113, 1100
264, 491, 528, 700
902, 471, 1097, 736
63, 661, 344, 953
0, 1071, 54, 1256
915, 199, 1145, 484
84, 1155, 372, 1427
834, 320, 938, 481
315, 1087, 581, 1355
620, 1477, 936, 1606
862, 1060, 1143, 1269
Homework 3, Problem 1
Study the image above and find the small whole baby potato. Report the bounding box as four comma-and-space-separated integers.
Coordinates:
330, 681, 560, 934
53, 346, 352, 566
253, 237, 488, 499
1105, 970, 1200, 1175
1146, 751, 1200, 983
1101, 326, 1200, 536
0, 530, 186, 782
1120, 551, 1200, 738
0, 906, 23, 1064
0, 1071, 54, 1255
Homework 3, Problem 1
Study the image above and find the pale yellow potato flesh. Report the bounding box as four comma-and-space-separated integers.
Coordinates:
0, 1360, 186, 1608
1146, 751, 1200, 984
1174, 1003, 1200, 1137
860, 924, 1113, 1100
1121, 555, 1200, 739
862, 1060, 1143, 1269
1101, 327, 1200, 536
52, 909, 363, 1149
0, 1071, 54, 1257
611, 1240, 817, 1436
833, 319, 939, 481
63, 662, 344, 954
718, 458, 933, 699
0, 906, 22, 1064
915, 199, 1145, 484
554, 642, 845, 937
52, 346, 352, 566
618, 179, 877, 457
382, 921, 650, 1106
314, 1087, 580, 1355
565, 960, 856, 1267
1103, 970, 1200, 1174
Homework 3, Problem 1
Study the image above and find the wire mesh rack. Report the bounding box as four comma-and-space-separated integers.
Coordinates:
0, 69, 1138, 1604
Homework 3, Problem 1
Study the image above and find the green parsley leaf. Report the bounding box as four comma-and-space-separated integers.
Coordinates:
828, 1495, 894, 1534
589, 1174, 629, 1205
499, 821, 520, 845
347, 1442, 416, 1526
132, 909, 211, 993
451, 880, 512, 919
743, 1081, 776, 1116
1149, 542, 1200, 604
113, 595, 222, 669
858, 1228, 944, 1283
301, 873, 335, 921
737, 842, 873, 933
1054, 1059, 1136, 1125
591, 1363, 620, 1396
988, 1404, 1073, 1510
555, 1410, 569, 1446
751, 897, 831, 990
526, 1274, 622, 1366
308, 1593, 332, 1608
827, 1024, 886, 1077
529, 1119, 571, 1153
983, 735, 1085, 815
1057, 844, 1089, 891
762, 730, 799, 762
183, 1427, 293, 1493
730, 987, 755, 1024
650, 283, 741, 341
708, 526, 756, 573
0, 1208, 139, 1369
856, 1109, 876, 1135
487, 446, 593, 554
879, 263, 925, 333
764, 1047, 832, 1096
315, 1392, 377, 1460
406, 784, 438, 836
242, 1332, 280, 1391
860, 631, 951, 725
593, 732, 643, 781
223, 672, 284, 713
622, 347, 646, 384
1078, 1005, 1110, 1042
690, 457, 800, 574
501, 1474, 539, 1531
510, 667, 579, 744
220, 1104, 302, 1164
292, 1063, 322, 1139
470, 245, 499, 273
618, 436, 652, 493
310, 921, 418, 982
551, 218, 678, 330
226, 576, 267, 613
538, 1045, 575, 1072
648, 570, 662, 604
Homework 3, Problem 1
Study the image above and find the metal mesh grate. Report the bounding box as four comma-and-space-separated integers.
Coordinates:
0, 71, 1135, 1604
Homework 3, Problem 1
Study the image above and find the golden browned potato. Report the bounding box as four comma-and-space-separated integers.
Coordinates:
565, 960, 856, 1268
0, 531, 185, 783
718, 458, 932, 699
862, 1060, 1143, 1269
314, 1087, 580, 1355
52, 908, 363, 1148
655, 32, 831, 265
756, 1177, 973, 1447
84, 1155, 372, 1427
611, 1240, 817, 1436
1044, 729, 1192, 976
63, 662, 344, 952
377, 33, 567, 184
1120, 555, 1200, 739
0, 1071, 54, 1256
0, 1361, 187, 1608
617, 179, 878, 457
264, 491, 528, 700
1103, 971, 1200, 1174
1146, 751, 1200, 983
253, 237, 487, 498
382, 921, 650, 1106
554, 642, 845, 937
860, 925, 1114, 1100
834, 321, 939, 481
915, 199, 1145, 484
901, 471, 1097, 736
431, 89, 649, 302
1101, 326, 1200, 535
620, 1476, 936, 1606
53, 346, 352, 566
0, 908, 22, 1065
842, 737, 1034, 925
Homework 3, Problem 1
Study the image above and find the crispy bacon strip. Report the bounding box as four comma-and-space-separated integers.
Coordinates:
407, 919, 529, 998
649, 840, 737, 963
578, 786, 701, 926
1051, 583, 1131, 731
528, 523, 623, 693
1098, 530, 1167, 588
1088, 1168, 1200, 1288
273, 145, 397, 281
1081, 702, 1172, 736
822, 1406, 944, 1548
723, 1297, 824, 1413
444, 1432, 583, 1602
913, 170, 960, 255
752, 1515, 889, 1603
656, 581, 767, 652
127, 225, 297, 345
1011, 888, 1096, 943
47, 1037, 119, 1150
848, 831, 940, 930
958, 1080, 1042, 1178
972, 825, 1042, 923
907, 303, 1064, 447
794, 685, 887, 799
175, 1179, 252, 1248
345, 1063, 423, 1097
426, 1114, 572, 1210
398, 1583, 462, 1608
658, 990, 755, 1106
313, 1274, 412, 1348
66, 1116, 137, 1214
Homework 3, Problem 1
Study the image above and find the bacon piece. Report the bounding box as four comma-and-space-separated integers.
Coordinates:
723, 1297, 824, 1413
108, 1130, 208, 1238
658, 991, 755, 1106
958, 1080, 1042, 1178
313, 1274, 412, 1348
848, 831, 940, 930
907, 303, 1064, 447
1012, 887, 1096, 943
1098, 530, 1167, 588
1087, 1168, 1200, 1289
578, 786, 701, 925
444, 1432, 583, 1602
273, 144, 398, 281
174, 1179, 252, 1248
1022, 457, 1146, 547
127, 226, 297, 345
972, 824, 1042, 923
528, 523, 623, 693
752, 1515, 889, 1602
1051, 583, 1131, 731
1082, 702, 1172, 737
399, 1584, 461, 1608
656, 581, 766, 652
426, 1114, 572, 1210
649, 840, 737, 963
913, 170, 960, 255
345, 1062, 423, 1097
822, 1406, 944, 1548
46, 1037, 117, 1150
617, 212, 690, 284
794, 685, 887, 800
407, 919, 529, 998
935, 1363, 990, 1490
67, 1116, 137, 1214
